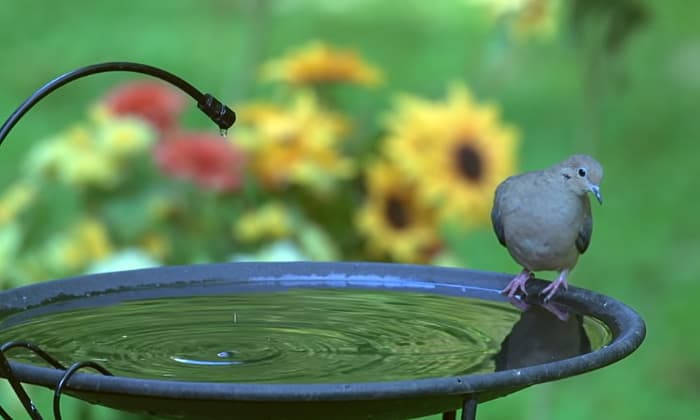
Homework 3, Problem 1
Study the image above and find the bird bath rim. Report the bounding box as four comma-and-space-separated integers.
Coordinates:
0, 262, 645, 405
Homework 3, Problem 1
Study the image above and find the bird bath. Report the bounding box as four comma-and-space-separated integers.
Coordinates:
0, 262, 645, 419
0, 63, 645, 419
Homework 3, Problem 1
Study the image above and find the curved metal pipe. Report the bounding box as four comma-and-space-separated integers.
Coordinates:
0, 61, 236, 146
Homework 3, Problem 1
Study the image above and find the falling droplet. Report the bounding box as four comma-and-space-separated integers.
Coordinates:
219, 128, 228, 137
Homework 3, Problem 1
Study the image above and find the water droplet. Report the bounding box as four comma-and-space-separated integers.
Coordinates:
219, 128, 228, 137
217, 351, 236, 358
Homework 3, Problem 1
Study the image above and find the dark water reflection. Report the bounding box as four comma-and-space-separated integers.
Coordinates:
495, 304, 596, 370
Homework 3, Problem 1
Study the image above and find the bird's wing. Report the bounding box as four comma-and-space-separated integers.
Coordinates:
576, 197, 593, 254
491, 180, 509, 247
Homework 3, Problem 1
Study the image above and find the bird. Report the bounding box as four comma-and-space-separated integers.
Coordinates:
491, 154, 603, 302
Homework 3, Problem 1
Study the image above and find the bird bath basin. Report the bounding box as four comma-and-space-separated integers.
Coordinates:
0, 262, 645, 419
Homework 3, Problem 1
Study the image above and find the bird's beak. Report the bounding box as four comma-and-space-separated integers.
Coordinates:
591, 185, 603, 204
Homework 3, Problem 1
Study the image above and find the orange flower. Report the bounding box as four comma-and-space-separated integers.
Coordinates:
103, 81, 186, 134
155, 132, 246, 193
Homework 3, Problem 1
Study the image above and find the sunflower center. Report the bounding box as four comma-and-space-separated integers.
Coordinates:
454, 143, 483, 182
384, 195, 410, 230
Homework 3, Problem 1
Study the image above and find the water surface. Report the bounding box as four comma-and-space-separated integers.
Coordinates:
0, 289, 611, 383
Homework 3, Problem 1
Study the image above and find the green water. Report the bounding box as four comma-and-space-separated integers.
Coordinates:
0, 289, 611, 383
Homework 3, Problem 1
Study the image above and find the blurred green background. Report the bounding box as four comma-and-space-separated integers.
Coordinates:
1, 0, 699, 419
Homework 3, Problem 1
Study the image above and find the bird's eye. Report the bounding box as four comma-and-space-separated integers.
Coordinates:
578, 168, 587, 177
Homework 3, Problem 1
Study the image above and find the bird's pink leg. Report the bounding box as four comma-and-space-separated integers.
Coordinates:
501, 268, 532, 297
541, 269, 570, 302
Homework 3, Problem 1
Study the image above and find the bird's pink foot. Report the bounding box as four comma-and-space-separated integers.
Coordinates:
501, 269, 532, 298
540, 269, 569, 302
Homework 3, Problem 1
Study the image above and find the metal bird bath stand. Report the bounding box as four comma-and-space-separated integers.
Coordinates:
0, 63, 646, 420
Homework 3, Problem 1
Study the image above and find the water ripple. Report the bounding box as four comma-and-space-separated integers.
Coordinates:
1, 289, 532, 383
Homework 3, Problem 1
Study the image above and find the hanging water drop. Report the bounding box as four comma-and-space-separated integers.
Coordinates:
219, 128, 228, 138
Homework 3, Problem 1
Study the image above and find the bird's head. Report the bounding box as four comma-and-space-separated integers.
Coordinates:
559, 154, 604, 204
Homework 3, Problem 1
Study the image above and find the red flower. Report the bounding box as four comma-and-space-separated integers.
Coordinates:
155, 132, 246, 193
103, 81, 186, 134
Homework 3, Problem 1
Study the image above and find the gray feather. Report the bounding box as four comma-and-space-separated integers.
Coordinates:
491, 183, 507, 247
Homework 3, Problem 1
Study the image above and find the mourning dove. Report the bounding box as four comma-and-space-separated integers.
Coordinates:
491, 155, 603, 301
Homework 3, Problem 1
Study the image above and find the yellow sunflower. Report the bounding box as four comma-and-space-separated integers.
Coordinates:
381, 94, 444, 179
382, 84, 518, 226
233, 202, 294, 243
468, 0, 561, 40
261, 41, 382, 87
45, 218, 114, 273
0, 181, 37, 226
512, 0, 560, 39
93, 108, 155, 159
237, 92, 354, 193
139, 232, 171, 260
355, 160, 441, 263
25, 112, 154, 189
26, 125, 118, 188
0, 223, 21, 288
